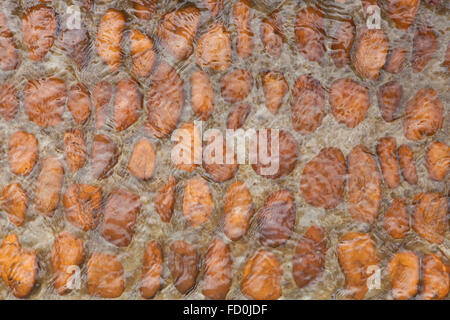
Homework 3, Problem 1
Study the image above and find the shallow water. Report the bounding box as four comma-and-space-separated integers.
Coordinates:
0, 0, 448, 299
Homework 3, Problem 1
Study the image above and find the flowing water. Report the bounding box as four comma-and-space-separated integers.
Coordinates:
0, 0, 448, 299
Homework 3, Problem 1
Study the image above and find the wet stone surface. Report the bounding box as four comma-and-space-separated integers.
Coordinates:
0, 0, 448, 300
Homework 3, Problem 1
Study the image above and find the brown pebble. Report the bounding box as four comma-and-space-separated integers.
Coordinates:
0, 183, 28, 227
0, 83, 18, 121
203, 136, 238, 183
51, 232, 84, 295
291, 74, 325, 134
202, 239, 232, 300
385, 0, 419, 30
204, 0, 223, 17
64, 129, 87, 173
329, 78, 370, 128
348, 145, 382, 224
331, 18, 355, 68
140, 240, 163, 299
34, 156, 64, 217
422, 254, 450, 300
295, 6, 325, 62
352, 28, 388, 81
22, 5, 56, 61
260, 10, 284, 59
384, 48, 407, 74
252, 129, 298, 179
8, 131, 38, 176
91, 134, 120, 180
223, 181, 253, 241
96, 8, 126, 72
196, 23, 232, 71
0, 12, 19, 71
377, 81, 402, 122
67, 83, 91, 125
146, 62, 184, 138
403, 88, 444, 141
426, 141, 450, 181
412, 192, 447, 244
293, 226, 328, 288
388, 251, 419, 300
241, 249, 282, 300
383, 198, 409, 239
398, 144, 418, 185
190, 70, 214, 121
233, 0, 254, 59
24, 77, 67, 128
102, 188, 142, 247
0, 234, 38, 298
412, 26, 438, 73
113, 79, 142, 132
92, 81, 112, 129
63, 183, 102, 231
128, 138, 156, 180
182, 177, 213, 227
157, 5, 201, 61
337, 232, 379, 300
221, 69, 253, 104
377, 136, 400, 189
168, 240, 199, 294
155, 175, 176, 223
300, 147, 346, 209
87, 253, 124, 298
130, 29, 157, 78
132, 0, 158, 20
257, 189, 296, 247
226, 103, 251, 130
262, 71, 288, 115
